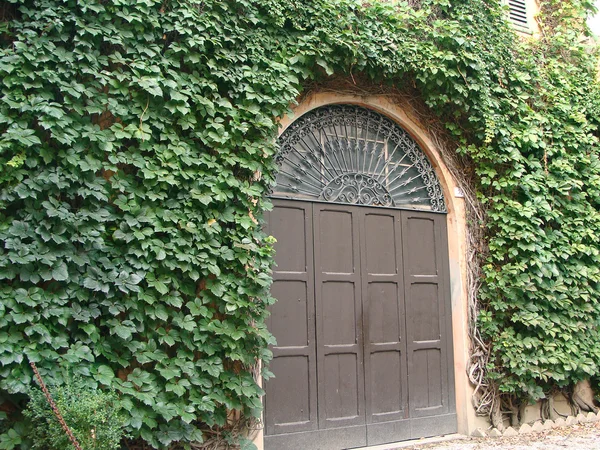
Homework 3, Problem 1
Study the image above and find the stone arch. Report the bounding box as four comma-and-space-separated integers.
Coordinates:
274, 92, 477, 438
254, 92, 479, 450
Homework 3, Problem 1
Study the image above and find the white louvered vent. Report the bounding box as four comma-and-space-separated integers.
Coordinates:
508, 0, 528, 27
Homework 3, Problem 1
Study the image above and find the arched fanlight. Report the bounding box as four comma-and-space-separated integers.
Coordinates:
273, 105, 446, 212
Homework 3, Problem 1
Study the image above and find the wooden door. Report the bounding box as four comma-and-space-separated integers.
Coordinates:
403, 211, 456, 435
313, 204, 366, 431
263, 200, 318, 436
264, 200, 455, 450
360, 208, 410, 445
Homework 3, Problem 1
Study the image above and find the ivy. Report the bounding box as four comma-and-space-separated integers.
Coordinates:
475, 0, 600, 401
0, 0, 599, 447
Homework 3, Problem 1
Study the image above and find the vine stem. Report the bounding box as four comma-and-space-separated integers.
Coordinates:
29, 362, 83, 450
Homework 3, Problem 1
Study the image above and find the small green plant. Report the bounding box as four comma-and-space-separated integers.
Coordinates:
23, 376, 126, 450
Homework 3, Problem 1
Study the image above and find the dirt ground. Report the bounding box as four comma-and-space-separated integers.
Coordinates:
406, 421, 600, 449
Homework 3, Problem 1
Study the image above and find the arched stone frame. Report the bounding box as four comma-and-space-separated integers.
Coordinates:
254, 92, 484, 450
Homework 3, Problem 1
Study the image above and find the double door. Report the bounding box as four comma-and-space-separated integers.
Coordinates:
263, 199, 455, 450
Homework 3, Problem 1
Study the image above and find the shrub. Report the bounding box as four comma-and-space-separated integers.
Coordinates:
23, 376, 126, 450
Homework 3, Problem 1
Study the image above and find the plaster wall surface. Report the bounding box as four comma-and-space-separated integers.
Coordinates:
523, 0, 541, 35
520, 395, 576, 425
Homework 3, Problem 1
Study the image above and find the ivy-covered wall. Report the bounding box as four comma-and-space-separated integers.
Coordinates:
1, 0, 599, 447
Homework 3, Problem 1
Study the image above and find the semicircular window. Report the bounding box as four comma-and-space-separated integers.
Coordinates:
273, 105, 446, 212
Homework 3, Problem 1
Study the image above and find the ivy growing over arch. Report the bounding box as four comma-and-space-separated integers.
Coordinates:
1, 0, 600, 447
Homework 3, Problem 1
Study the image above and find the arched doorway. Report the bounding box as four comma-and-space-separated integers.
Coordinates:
263, 105, 456, 450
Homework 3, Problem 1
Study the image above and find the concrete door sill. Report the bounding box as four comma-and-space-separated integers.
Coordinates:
353, 433, 467, 450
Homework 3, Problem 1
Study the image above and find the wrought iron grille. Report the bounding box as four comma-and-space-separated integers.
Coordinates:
273, 105, 447, 212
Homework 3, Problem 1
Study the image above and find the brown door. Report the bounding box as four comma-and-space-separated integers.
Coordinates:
360, 208, 410, 445
264, 199, 455, 450
263, 201, 318, 436
313, 204, 366, 433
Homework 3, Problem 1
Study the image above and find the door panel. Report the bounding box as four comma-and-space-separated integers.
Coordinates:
318, 209, 355, 274
404, 215, 438, 275
266, 356, 312, 425
270, 205, 310, 273
313, 204, 366, 429
364, 213, 397, 274
370, 351, 402, 414
323, 354, 361, 420
402, 212, 450, 418
360, 209, 408, 427
367, 283, 400, 344
321, 281, 358, 346
411, 349, 443, 409
409, 283, 441, 341
269, 280, 309, 347
264, 201, 318, 435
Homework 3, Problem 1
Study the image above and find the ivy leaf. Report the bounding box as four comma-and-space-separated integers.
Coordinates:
95, 365, 115, 385
112, 322, 135, 340
154, 281, 169, 295
4, 126, 41, 147
158, 366, 179, 381
51, 262, 69, 281
0, 428, 22, 450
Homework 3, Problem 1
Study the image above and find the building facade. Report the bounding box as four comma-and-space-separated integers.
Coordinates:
255, 2, 543, 449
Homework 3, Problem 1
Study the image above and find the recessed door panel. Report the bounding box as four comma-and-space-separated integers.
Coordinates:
270, 205, 309, 273
367, 282, 400, 344
408, 283, 441, 342
323, 354, 361, 420
411, 349, 443, 410
318, 209, 355, 274
322, 282, 357, 346
267, 356, 312, 425
269, 280, 309, 347
370, 350, 403, 416
404, 216, 437, 275
364, 214, 397, 275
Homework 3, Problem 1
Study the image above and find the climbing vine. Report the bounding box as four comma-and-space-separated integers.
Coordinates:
475, 0, 600, 424
1, 0, 599, 447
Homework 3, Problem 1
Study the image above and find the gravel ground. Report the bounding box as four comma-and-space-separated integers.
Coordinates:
406, 422, 600, 449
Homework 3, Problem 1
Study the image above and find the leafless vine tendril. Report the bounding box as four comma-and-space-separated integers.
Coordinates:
29, 361, 83, 450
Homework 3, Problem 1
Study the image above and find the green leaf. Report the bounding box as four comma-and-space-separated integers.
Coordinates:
51, 262, 69, 281
0, 428, 22, 450
96, 365, 116, 385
